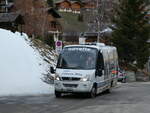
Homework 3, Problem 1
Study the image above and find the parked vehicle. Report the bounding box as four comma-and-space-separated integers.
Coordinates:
117, 69, 126, 83
51, 43, 119, 98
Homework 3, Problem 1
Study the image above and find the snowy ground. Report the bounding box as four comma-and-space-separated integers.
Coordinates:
0, 29, 54, 96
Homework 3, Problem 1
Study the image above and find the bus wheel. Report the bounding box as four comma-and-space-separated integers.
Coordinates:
89, 86, 96, 98
105, 82, 113, 93
105, 88, 111, 93
55, 91, 61, 98
122, 78, 126, 83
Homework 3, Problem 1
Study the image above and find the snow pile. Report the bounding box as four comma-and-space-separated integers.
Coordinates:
0, 29, 54, 96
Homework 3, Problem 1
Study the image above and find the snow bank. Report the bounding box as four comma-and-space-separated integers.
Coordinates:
0, 29, 54, 96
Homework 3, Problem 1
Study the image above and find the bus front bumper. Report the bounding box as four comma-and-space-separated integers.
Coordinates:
54, 80, 93, 93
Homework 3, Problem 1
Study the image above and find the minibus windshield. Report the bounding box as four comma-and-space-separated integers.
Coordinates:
57, 47, 98, 70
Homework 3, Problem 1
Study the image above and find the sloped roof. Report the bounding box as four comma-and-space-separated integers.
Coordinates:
0, 2, 14, 7
55, 0, 70, 4
83, 32, 98, 37
5, 2, 14, 8
0, 13, 19, 22
0, 12, 24, 24
82, 0, 92, 3
48, 8, 61, 18
70, 1, 82, 5
55, 0, 82, 4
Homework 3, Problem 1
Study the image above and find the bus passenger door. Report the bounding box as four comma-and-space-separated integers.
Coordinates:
95, 51, 105, 93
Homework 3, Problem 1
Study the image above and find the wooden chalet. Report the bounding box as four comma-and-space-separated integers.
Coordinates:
47, 8, 62, 33
0, 0, 14, 13
71, 1, 82, 14
46, 8, 62, 41
82, 32, 99, 42
55, 0, 83, 13
0, 12, 24, 32
82, 1, 96, 9
55, 0, 72, 12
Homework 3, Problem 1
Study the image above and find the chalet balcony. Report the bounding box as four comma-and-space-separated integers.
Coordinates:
48, 21, 62, 34
58, 8, 72, 13
49, 27, 61, 32
72, 10, 80, 14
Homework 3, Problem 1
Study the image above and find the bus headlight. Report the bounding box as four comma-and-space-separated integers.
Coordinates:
55, 74, 61, 81
80, 76, 89, 82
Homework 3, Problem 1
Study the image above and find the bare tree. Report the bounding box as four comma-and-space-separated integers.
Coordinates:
14, 0, 49, 38
85, 0, 117, 32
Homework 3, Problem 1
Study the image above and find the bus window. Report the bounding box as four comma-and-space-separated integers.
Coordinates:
96, 51, 104, 76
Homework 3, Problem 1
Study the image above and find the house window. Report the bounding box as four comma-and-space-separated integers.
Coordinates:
50, 21, 57, 29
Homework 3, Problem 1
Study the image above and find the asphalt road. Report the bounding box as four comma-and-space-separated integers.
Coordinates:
0, 82, 150, 113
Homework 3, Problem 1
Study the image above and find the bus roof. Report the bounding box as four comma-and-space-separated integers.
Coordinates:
64, 43, 116, 51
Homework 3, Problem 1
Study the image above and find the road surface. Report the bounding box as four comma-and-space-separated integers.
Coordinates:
0, 82, 150, 113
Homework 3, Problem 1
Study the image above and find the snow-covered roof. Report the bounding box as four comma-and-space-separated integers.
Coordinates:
64, 43, 111, 50
0, 12, 24, 23
100, 27, 113, 33
64, 44, 100, 50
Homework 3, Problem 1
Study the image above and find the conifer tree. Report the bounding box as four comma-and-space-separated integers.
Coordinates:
47, 0, 53, 7
112, 0, 150, 69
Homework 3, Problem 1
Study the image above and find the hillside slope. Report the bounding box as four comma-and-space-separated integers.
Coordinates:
0, 29, 55, 96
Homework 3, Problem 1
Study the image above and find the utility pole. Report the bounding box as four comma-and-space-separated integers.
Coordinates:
85, 0, 114, 42
5, 0, 8, 13
96, 0, 115, 43
96, 0, 101, 43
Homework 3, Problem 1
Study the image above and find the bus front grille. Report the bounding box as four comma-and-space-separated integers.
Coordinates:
61, 77, 81, 81
63, 84, 78, 88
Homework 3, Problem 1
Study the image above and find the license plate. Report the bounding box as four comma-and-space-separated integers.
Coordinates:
66, 88, 73, 92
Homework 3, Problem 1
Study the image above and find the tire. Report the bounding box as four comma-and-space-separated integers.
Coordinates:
88, 86, 96, 98
55, 91, 61, 98
122, 78, 126, 83
105, 88, 111, 93
105, 81, 113, 93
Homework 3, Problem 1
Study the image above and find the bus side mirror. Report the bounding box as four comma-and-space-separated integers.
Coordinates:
50, 66, 55, 74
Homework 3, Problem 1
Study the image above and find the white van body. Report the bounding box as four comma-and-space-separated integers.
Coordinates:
54, 43, 118, 97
